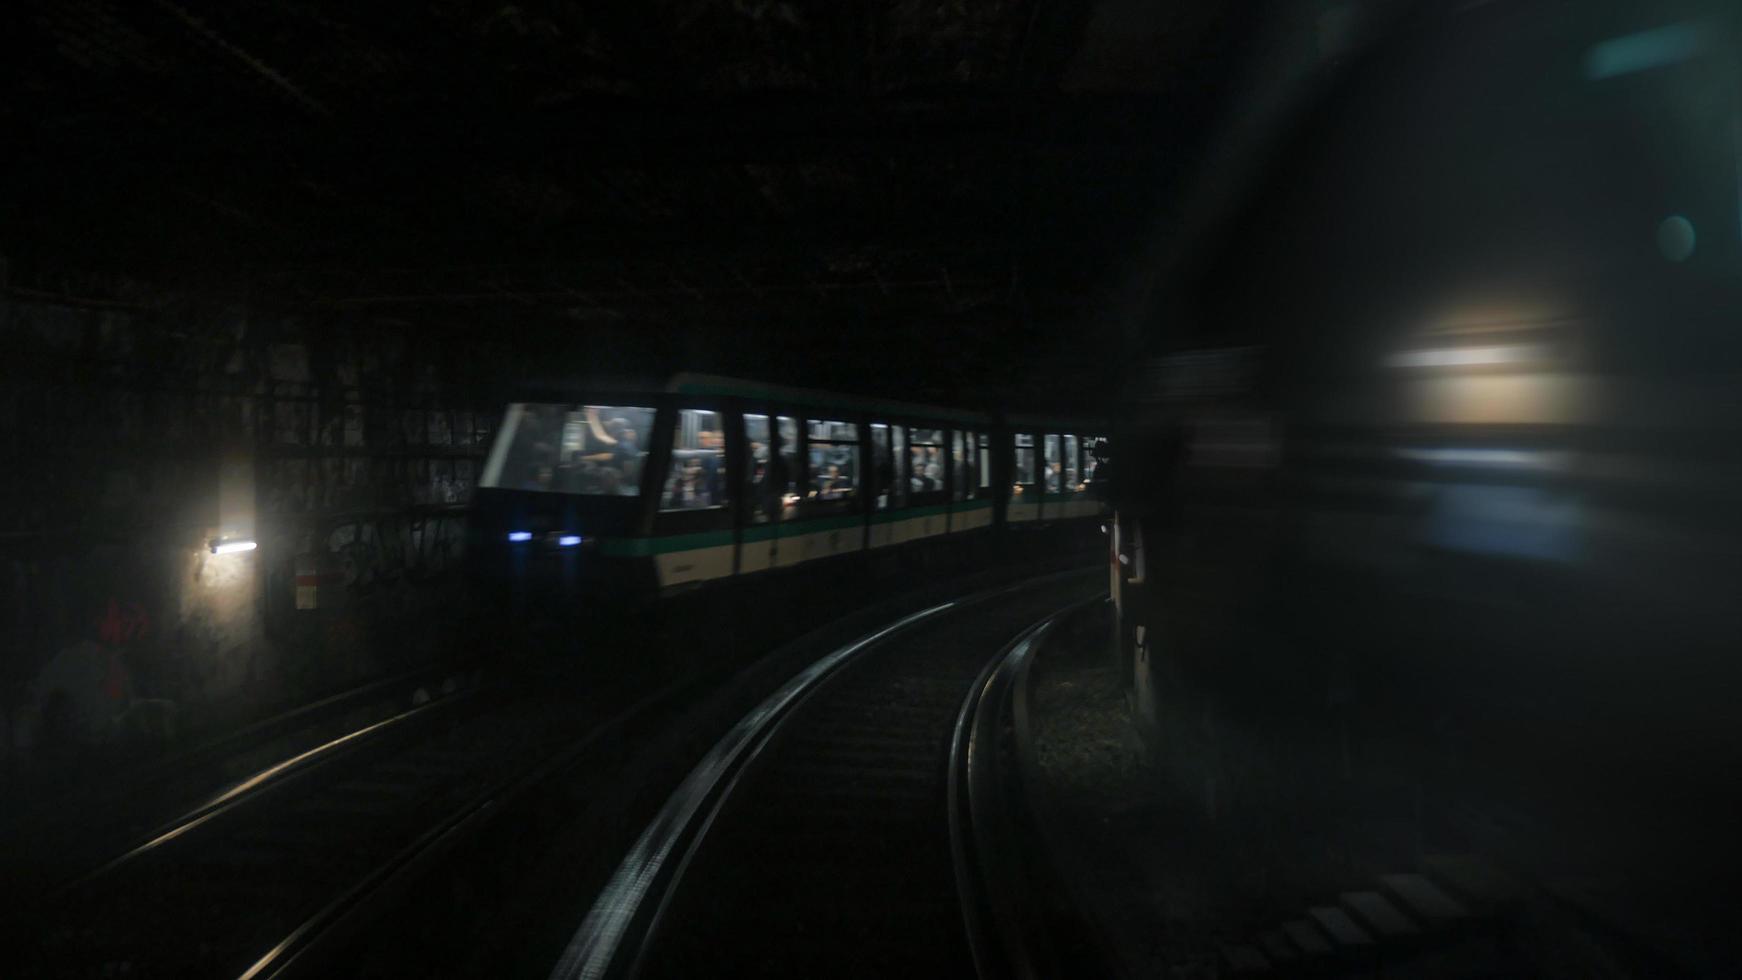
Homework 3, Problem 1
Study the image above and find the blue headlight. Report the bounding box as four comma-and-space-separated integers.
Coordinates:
558, 535, 582, 547
507, 531, 533, 543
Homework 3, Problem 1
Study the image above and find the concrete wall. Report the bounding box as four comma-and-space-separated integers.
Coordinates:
1, 291, 497, 773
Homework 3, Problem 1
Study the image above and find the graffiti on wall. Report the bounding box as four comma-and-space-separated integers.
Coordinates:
325, 511, 467, 596
96, 598, 151, 648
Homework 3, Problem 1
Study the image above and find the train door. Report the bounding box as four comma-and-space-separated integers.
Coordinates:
978, 431, 991, 527
649, 402, 733, 589
868, 421, 894, 549
768, 411, 802, 568
1009, 429, 1040, 523
946, 427, 983, 532
1042, 432, 1063, 521
904, 424, 949, 542
737, 409, 780, 574
1063, 433, 1081, 517
947, 429, 963, 531
787, 416, 864, 566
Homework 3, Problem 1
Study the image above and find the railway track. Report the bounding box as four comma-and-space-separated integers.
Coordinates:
10, 569, 1101, 980
0, 661, 487, 894
13, 669, 667, 980
553, 569, 1104, 980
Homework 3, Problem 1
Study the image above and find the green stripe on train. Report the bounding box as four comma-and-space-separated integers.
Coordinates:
597, 530, 735, 557
600, 510, 886, 556
870, 502, 950, 524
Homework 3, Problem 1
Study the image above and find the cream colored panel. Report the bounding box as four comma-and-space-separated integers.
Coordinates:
776, 526, 863, 567
869, 522, 895, 549
738, 537, 775, 573
892, 518, 916, 544
895, 516, 939, 543
773, 534, 805, 568
819, 525, 863, 558
952, 507, 991, 531
1008, 501, 1040, 523
656, 544, 736, 587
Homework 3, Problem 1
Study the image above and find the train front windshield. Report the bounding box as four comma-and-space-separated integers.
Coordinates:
480, 403, 656, 496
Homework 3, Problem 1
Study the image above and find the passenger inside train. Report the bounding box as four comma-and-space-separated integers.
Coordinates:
492, 403, 655, 497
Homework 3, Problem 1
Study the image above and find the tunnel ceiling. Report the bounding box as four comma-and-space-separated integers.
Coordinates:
5, 0, 1264, 405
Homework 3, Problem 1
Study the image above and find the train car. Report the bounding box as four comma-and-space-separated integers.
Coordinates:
469, 373, 1107, 609
1001, 414, 1110, 527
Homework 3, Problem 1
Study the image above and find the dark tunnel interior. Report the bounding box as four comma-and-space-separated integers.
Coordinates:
3, 2, 1740, 978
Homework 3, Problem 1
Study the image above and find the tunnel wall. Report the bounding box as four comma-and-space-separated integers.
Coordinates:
0, 285, 499, 777
1114, 2, 1742, 920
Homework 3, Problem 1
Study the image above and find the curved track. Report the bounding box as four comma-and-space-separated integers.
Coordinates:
553, 569, 1103, 980
951, 593, 1106, 980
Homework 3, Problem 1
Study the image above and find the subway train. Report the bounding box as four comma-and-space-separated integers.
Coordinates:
468, 373, 1109, 605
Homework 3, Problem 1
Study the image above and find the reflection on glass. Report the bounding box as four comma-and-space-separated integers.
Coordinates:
808, 418, 857, 442
480, 402, 653, 496
1044, 434, 1062, 493
910, 427, 944, 494
1082, 435, 1101, 484
955, 430, 975, 500
806, 419, 859, 501
871, 423, 892, 510
892, 425, 909, 507
1064, 434, 1080, 490
1013, 432, 1035, 490
745, 413, 772, 522
661, 409, 726, 511
777, 416, 799, 517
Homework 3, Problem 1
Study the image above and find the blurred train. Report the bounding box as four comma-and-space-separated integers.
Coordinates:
469, 373, 1108, 605
1103, 2, 1742, 972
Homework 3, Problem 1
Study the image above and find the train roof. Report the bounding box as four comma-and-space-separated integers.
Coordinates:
1004, 412, 1109, 430
501, 372, 1101, 430
667, 373, 991, 425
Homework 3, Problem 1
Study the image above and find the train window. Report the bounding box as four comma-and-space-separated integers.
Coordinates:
1013, 432, 1035, 491
1064, 434, 1080, 491
776, 415, 800, 517
745, 413, 772, 522
806, 418, 860, 501
978, 433, 989, 490
1082, 435, 1102, 483
1043, 434, 1062, 493
660, 409, 727, 511
480, 402, 653, 496
909, 427, 944, 494
808, 419, 857, 442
